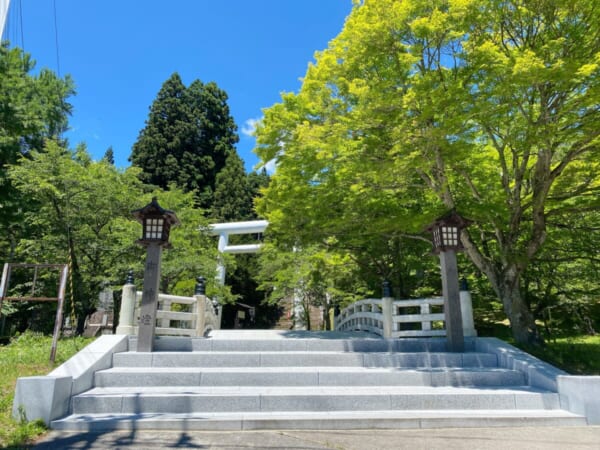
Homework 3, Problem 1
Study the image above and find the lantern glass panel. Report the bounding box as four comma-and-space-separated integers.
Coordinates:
440, 226, 458, 247
145, 217, 165, 240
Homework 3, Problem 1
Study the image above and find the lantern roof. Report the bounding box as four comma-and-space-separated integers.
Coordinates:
132, 197, 180, 227
425, 210, 471, 232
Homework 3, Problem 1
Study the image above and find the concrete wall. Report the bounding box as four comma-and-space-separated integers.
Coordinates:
558, 376, 600, 425
475, 337, 600, 424
12, 334, 128, 425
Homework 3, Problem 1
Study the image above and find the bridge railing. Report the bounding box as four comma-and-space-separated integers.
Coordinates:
116, 279, 220, 337
335, 297, 447, 338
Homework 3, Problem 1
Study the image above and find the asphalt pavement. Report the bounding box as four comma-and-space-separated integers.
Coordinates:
32, 426, 600, 450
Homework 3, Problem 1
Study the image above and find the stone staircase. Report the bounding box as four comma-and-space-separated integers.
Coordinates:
50, 330, 586, 431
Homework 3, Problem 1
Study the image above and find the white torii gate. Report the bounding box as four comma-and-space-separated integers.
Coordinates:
208, 220, 308, 330
209, 220, 268, 285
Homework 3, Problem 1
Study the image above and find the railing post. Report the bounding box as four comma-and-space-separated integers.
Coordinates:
194, 276, 207, 337
460, 278, 477, 337
421, 302, 431, 332
116, 270, 136, 335
160, 298, 171, 329
382, 280, 393, 339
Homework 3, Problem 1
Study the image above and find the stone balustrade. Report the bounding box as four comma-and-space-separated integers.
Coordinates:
335, 290, 476, 339
335, 297, 446, 338
116, 284, 219, 337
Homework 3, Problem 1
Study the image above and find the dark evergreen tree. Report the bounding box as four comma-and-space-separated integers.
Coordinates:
247, 168, 270, 207
211, 153, 254, 222
129, 73, 238, 208
102, 146, 115, 165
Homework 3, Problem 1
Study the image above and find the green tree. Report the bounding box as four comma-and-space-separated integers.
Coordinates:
211, 153, 254, 222
130, 73, 239, 208
8, 141, 144, 332
255, 0, 600, 344
8, 142, 224, 333
102, 146, 115, 165
0, 44, 74, 261
257, 243, 366, 330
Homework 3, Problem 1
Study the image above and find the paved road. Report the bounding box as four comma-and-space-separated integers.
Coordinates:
32, 426, 600, 450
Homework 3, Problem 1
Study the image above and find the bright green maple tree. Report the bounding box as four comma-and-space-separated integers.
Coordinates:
255, 0, 600, 344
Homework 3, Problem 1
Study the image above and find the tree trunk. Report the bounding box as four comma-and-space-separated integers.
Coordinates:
463, 238, 542, 345
68, 234, 90, 336
493, 266, 542, 345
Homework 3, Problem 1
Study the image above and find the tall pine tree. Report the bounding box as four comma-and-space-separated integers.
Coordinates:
129, 73, 238, 208
211, 153, 254, 222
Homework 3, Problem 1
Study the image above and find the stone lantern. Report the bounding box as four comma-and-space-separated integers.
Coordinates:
426, 211, 471, 352
132, 197, 180, 352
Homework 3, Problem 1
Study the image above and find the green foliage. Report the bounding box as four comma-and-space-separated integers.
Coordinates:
130, 73, 239, 208
254, 0, 600, 343
0, 332, 93, 448
211, 153, 255, 222
0, 43, 74, 263
5, 142, 222, 332
102, 146, 115, 165
257, 243, 368, 329
7, 142, 145, 333
519, 335, 600, 375
143, 186, 227, 302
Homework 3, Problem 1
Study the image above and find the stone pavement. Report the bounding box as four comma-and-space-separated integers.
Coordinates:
33, 426, 600, 450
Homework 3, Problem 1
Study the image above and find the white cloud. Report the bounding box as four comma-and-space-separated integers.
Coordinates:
263, 158, 277, 174
241, 117, 260, 137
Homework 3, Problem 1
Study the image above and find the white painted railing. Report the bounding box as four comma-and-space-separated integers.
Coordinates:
335, 297, 446, 338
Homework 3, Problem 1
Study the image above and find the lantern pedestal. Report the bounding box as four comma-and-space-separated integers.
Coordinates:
136, 243, 163, 352
439, 250, 464, 352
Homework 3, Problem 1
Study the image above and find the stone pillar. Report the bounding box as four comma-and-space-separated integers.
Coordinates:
116, 271, 136, 335
439, 250, 464, 352
382, 280, 393, 338
460, 279, 477, 337
382, 297, 393, 338
421, 303, 431, 332
194, 277, 206, 337
137, 243, 162, 352
216, 233, 228, 286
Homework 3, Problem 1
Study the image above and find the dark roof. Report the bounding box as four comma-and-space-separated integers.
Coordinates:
131, 197, 181, 226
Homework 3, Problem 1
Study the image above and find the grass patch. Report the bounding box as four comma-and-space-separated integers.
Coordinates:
0, 332, 94, 448
478, 321, 600, 375
519, 335, 600, 375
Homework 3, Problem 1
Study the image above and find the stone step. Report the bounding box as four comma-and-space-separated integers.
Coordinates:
51, 409, 588, 432
112, 351, 498, 369
95, 366, 525, 388
71, 385, 560, 415
129, 334, 478, 353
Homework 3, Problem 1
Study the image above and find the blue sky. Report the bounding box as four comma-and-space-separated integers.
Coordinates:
3, 0, 353, 171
